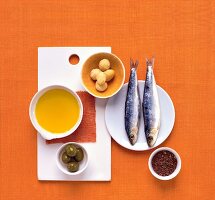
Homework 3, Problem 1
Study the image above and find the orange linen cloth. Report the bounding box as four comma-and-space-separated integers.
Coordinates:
46, 91, 96, 144
1, 0, 215, 200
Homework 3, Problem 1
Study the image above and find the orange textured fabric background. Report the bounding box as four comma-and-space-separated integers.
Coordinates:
0, 0, 215, 200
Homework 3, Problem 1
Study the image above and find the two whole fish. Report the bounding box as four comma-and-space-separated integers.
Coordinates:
125, 58, 160, 147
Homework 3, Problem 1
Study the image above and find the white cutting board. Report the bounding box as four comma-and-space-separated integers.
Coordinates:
37, 47, 111, 181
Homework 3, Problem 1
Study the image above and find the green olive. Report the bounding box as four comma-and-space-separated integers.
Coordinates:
65, 144, 77, 157
74, 148, 84, 162
67, 162, 79, 172
61, 152, 71, 164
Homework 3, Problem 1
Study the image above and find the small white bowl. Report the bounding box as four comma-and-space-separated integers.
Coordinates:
148, 147, 181, 180
29, 85, 83, 140
56, 142, 89, 175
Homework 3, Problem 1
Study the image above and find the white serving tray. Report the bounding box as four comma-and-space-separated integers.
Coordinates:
37, 47, 111, 181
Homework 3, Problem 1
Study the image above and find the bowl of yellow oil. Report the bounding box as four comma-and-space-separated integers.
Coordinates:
29, 85, 83, 140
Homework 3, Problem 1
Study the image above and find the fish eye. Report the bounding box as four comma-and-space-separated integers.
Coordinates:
147, 136, 153, 142
130, 134, 134, 139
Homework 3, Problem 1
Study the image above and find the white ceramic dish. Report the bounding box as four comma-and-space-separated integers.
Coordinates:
148, 147, 181, 180
105, 81, 175, 151
56, 142, 89, 175
29, 85, 83, 140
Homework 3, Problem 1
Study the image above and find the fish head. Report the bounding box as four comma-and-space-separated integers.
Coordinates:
146, 128, 159, 147
129, 127, 138, 145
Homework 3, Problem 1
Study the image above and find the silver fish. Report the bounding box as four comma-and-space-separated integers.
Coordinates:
143, 58, 160, 147
125, 59, 141, 145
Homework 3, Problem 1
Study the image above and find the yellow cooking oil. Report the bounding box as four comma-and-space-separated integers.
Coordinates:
35, 89, 80, 133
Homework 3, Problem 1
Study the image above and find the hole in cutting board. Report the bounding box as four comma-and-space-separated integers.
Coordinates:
69, 54, 80, 65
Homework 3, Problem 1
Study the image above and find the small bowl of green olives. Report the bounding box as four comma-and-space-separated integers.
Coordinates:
56, 142, 88, 175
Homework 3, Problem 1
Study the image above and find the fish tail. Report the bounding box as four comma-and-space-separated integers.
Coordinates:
146, 57, 155, 68
130, 58, 139, 69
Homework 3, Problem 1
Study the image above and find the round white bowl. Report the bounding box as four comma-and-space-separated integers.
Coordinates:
29, 85, 83, 140
56, 142, 89, 175
148, 147, 181, 180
